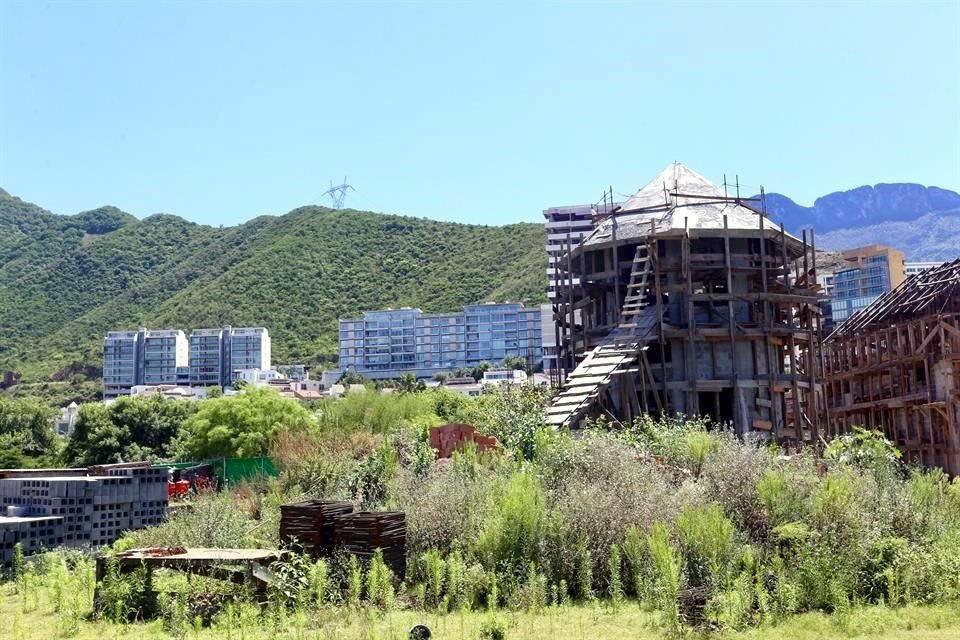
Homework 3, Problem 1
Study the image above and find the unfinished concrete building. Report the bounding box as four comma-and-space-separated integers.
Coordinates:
822, 260, 960, 475
548, 163, 823, 441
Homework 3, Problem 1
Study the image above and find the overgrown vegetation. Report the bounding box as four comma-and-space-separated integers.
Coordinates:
0, 397, 59, 467
3, 384, 960, 638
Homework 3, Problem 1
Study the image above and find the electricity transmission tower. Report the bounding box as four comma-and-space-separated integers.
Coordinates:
322, 177, 355, 209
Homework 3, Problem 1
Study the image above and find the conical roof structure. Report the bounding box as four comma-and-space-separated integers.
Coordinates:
578, 163, 803, 255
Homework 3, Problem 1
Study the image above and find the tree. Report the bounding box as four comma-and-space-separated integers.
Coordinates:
397, 373, 426, 394
341, 371, 367, 385
470, 361, 492, 381
0, 398, 58, 466
501, 355, 528, 372
63, 395, 197, 466
180, 387, 313, 459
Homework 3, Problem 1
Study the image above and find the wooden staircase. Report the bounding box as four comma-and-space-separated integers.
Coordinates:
547, 244, 659, 428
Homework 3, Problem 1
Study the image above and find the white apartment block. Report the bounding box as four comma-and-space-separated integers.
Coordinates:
544, 204, 596, 301
905, 261, 945, 277
106, 326, 270, 398
103, 328, 187, 399
142, 329, 189, 386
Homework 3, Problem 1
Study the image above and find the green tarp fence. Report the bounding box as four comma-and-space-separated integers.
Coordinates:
162, 456, 278, 485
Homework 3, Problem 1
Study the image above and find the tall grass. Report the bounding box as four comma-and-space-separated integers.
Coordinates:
313, 390, 441, 434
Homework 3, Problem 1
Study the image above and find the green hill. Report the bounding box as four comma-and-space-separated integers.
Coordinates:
0, 189, 547, 400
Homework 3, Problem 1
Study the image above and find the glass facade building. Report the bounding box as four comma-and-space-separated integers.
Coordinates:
187, 326, 271, 388
103, 330, 143, 399
106, 326, 270, 398
828, 246, 905, 324
103, 329, 188, 399
339, 303, 543, 379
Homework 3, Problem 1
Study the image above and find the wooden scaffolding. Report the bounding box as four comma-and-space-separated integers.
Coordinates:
549, 164, 823, 441
823, 259, 960, 475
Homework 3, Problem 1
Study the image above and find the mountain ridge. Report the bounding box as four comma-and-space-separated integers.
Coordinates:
2, 178, 960, 398
757, 182, 960, 260
762, 182, 960, 233
0, 189, 547, 394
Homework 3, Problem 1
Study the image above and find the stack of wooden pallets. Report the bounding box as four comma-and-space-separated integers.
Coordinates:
279, 500, 353, 558
333, 511, 407, 578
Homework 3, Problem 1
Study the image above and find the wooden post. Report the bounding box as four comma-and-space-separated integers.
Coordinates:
758, 214, 777, 434
612, 216, 621, 327
565, 228, 575, 375
684, 217, 698, 416
651, 221, 669, 413
723, 215, 741, 433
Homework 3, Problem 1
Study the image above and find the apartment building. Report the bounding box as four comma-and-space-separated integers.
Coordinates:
103, 330, 141, 399
188, 326, 271, 388
103, 328, 188, 399
543, 203, 618, 374
339, 303, 543, 379
143, 329, 189, 386
544, 204, 597, 301
105, 326, 270, 398
188, 328, 225, 387
828, 245, 906, 324
905, 261, 945, 277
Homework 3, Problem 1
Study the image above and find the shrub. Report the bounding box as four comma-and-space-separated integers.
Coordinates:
607, 544, 623, 609
366, 549, 395, 609
675, 503, 736, 590
548, 432, 682, 590
314, 389, 441, 434
647, 522, 682, 636
622, 525, 648, 601
350, 441, 399, 508
701, 433, 774, 534
391, 463, 493, 559
474, 470, 546, 577
470, 385, 550, 460
423, 549, 446, 610
479, 616, 507, 640
825, 426, 902, 482
346, 555, 364, 608
574, 537, 593, 601
123, 488, 261, 549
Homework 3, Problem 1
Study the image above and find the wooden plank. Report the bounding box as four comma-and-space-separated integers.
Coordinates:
565, 375, 615, 386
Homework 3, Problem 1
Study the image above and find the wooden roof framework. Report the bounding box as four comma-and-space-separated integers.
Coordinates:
823, 260, 960, 474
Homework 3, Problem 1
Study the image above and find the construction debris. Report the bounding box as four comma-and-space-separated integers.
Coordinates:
429, 424, 501, 458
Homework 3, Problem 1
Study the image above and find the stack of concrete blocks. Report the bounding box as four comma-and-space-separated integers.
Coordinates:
15, 478, 98, 545
1, 516, 64, 560
0, 465, 170, 569
103, 467, 169, 535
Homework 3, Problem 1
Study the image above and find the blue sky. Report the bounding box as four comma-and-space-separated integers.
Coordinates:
1, 1, 958, 227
